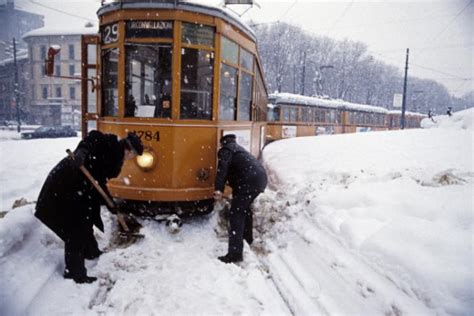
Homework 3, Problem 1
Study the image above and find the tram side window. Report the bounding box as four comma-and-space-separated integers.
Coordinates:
329, 110, 336, 123
220, 64, 238, 120
283, 107, 290, 121
125, 44, 172, 118
102, 48, 119, 117
182, 22, 214, 47
180, 48, 214, 120
221, 37, 238, 64
289, 107, 298, 122
239, 72, 252, 120
254, 66, 267, 121
267, 106, 280, 121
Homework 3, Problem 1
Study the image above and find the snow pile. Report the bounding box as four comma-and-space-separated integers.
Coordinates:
0, 109, 472, 315
261, 109, 473, 315
0, 205, 64, 316
421, 107, 474, 130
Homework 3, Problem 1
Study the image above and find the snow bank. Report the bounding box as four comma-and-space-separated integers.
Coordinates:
262, 109, 473, 315
421, 108, 474, 130
0, 205, 64, 315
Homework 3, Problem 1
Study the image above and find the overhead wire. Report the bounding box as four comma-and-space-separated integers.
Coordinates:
25, 0, 96, 23
372, 51, 471, 81
324, 0, 354, 37
371, 42, 474, 54
276, 0, 298, 23
422, 0, 472, 49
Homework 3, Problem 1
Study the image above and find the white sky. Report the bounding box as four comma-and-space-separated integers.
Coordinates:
15, 0, 473, 97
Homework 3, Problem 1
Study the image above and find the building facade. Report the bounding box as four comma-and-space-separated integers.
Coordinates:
0, 0, 44, 123
22, 26, 97, 128
0, 52, 30, 123
0, 0, 44, 59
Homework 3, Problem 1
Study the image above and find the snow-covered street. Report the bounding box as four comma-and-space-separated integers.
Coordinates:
1, 110, 473, 315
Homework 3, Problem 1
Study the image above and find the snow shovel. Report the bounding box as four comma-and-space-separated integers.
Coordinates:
66, 149, 144, 241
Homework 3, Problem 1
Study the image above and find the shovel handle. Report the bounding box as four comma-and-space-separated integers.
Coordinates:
66, 149, 130, 232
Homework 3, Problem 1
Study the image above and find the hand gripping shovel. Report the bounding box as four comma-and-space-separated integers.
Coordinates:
66, 149, 144, 241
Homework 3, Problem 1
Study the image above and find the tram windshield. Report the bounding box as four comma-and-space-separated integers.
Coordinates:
180, 48, 214, 120
125, 44, 172, 118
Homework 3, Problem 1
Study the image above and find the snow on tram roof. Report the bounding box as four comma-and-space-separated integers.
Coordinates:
269, 92, 388, 114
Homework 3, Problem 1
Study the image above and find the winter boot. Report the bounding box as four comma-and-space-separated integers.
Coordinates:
218, 253, 243, 264
85, 248, 103, 260
63, 271, 97, 284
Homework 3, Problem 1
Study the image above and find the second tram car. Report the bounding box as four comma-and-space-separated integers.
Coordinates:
55, 0, 268, 214
266, 93, 425, 142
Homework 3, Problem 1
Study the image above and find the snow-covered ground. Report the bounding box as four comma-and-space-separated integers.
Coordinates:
0, 109, 472, 315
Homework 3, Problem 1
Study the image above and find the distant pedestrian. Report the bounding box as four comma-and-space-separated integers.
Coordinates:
214, 134, 267, 264
428, 109, 436, 123
35, 131, 143, 283
447, 107, 453, 117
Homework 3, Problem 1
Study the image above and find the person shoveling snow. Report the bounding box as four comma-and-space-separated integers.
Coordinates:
34, 130, 144, 284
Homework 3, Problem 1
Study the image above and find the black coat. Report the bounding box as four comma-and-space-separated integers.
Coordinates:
35, 130, 125, 241
215, 141, 267, 195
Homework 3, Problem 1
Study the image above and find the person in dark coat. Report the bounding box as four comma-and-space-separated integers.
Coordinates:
35, 130, 144, 283
446, 107, 453, 117
214, 134, 267, 264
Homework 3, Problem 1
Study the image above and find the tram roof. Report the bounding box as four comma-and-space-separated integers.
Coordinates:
268, 92, 389, 114
97, 0, 257, 42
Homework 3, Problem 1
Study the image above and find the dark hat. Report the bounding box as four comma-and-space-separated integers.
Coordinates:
220, 134, 236, 145
125, 132, 144, 155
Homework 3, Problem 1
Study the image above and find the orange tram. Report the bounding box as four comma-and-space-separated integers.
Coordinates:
73, 0, 268, 215
265, 93, 426, 142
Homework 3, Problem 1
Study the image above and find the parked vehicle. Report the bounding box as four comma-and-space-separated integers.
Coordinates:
21, 126, 77, 139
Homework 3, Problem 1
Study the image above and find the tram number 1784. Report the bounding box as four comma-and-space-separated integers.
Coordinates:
132, 130, 160, 142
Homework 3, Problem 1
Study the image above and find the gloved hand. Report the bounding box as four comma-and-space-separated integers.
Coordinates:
71, 147, 88, 168
213, 190, 223, 201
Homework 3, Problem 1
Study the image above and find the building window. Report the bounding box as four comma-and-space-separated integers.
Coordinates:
68, 44, 75, 60
56, 86, 62, 98
42, 86, 48, 99
55, 65, 61, 76
69, 86, 76, 100
69, 64, 75, 76
40, 46, 46, 60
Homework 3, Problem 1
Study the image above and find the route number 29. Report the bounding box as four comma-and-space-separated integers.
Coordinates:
102, 23, 119, 44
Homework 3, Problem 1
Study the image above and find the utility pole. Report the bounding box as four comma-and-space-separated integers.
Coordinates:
13, 38, 21, 133
401, 48, 409, 129
301, 51, 306, 95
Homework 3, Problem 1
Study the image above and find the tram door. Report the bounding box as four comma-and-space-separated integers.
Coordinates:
81, 35, 99, 138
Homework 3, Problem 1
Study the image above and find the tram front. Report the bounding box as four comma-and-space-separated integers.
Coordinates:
80, 0, 268, 215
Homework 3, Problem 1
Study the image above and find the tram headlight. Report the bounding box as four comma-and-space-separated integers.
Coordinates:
136, 149, 156, 171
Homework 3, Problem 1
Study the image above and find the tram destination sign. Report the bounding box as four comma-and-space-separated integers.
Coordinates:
126, 21, 173, 38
